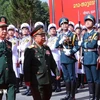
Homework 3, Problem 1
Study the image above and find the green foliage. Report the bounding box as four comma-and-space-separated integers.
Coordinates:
0, 0, 49, 28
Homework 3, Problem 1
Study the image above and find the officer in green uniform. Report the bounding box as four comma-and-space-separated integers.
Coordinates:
0, 22, 16, 100
23, 25, 60, 100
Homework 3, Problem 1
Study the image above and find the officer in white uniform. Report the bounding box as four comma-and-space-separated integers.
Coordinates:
7, 24, 20, 93
74, 24, 85, 89
19, 23, 32, 95
47, 23, 62, 92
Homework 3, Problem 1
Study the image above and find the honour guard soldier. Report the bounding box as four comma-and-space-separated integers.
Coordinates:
68, 21, 75, 32
56, 17, 79, 100
74, 24, 85, 89
7, 24, 20, 93
78, 14, 100, 100
23, 25, 60, 100
19, 23, 32, 95
0, 22, 16, 100
47, 23, 62, 92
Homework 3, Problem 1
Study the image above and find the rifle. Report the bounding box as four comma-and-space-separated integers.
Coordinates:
78, 21, 82, 69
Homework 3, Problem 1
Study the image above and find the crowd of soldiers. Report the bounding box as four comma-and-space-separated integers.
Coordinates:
0, 14, 100, 100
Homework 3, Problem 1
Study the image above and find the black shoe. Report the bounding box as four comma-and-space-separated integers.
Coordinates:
22, 85, 27, 89
16, 89, 20, 93
26, 91, 32, 96
60, 96, 69, 100
55, 88, 61, 92
79, 84, 85, 89
21, 90, 29, 95
68, 97, 75, 100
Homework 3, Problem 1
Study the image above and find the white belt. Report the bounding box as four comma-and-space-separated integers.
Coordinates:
84, 48, 97, 52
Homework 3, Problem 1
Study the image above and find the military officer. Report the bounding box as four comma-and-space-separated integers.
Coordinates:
47, 23, 62, 92
74, 24, 85, 89
56, 17, 79, 100
7, 24, 20, 93
68, 21, 75, 32
19, 23, 32, 95
23, 25, 60, 100
78, 14, 100, 100
0, 22, 16, 100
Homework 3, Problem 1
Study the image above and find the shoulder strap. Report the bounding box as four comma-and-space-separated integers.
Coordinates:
72, 34, 76, 46
91, 32, 97, 41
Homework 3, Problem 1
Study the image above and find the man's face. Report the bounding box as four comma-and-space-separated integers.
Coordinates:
75, 28, 81, 35
85, 20, 94, 29
61, 22, 68, 31
34, 33, 46, 45
21, 28, 29, 35
0, 26, 7, 40
68, 25, 74, 32
49, 28, 56, 35
8, 29, 15, 36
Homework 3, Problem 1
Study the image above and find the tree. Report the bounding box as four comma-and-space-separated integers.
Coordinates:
0, 0, 49, 28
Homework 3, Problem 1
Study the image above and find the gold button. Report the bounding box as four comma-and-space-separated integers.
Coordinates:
6, 68, 8, 70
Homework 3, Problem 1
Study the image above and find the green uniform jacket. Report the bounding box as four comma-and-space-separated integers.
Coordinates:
23, 43, 59, 86
0, 40, 16, 85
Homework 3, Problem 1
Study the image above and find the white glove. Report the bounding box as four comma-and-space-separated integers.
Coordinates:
78, 41, 82, 46
97, 40, 100, 46
63, 49, 71, 56
59, 36, 66, 44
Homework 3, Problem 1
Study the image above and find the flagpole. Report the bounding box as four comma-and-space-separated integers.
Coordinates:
95, 0, 99, 24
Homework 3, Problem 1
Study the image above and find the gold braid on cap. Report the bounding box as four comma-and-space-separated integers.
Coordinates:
33, 28, 45, 36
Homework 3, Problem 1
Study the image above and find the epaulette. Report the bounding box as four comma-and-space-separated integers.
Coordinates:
43, 44, 48, 47
28, 45, 35, 49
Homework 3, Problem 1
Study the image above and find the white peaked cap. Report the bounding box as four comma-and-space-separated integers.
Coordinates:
82, 25, 87, 30
75, 24, 82, 30
7, 24, 16, 31
34, 21, 44, 28
48, 23, 57, 32
21, 23, 30, 30
69, 21, 75, 27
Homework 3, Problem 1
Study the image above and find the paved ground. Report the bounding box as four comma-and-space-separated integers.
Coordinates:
2, 84, 90, 100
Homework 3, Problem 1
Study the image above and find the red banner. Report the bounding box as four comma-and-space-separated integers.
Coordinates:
49, 0, 98, 27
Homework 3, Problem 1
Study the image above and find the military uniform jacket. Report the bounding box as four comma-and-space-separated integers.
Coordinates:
81, 29, 98, 65
0, 40, 16, 85
19, 35, 32, 64
23, 43, 59, 86
9, 37, 19, 63
55, 31, 79, 64
47, 36, 60, 61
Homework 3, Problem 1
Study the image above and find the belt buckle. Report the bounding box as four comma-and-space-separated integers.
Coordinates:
86, 49, 88, 52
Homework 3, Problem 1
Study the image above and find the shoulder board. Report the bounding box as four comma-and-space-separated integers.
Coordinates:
43, 44, 48, 47
92, 32, 97, 40
28, 45, 35, 49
